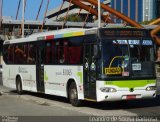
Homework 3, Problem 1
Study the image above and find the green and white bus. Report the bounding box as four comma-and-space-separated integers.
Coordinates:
3, 27, 156, 106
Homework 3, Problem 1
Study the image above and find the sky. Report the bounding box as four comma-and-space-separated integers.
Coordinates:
2, 0, 63, 20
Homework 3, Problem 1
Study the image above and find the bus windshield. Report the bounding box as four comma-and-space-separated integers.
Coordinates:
100, 39, 155, 79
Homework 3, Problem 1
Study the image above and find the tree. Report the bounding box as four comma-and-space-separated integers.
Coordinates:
58, 14, 83, 22
140, 19, 156, 25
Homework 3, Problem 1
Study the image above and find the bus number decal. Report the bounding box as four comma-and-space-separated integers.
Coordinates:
63, 69, 72, 76
105, 67, 122, 75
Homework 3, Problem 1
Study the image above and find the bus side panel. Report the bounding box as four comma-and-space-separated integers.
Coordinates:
3, 64, 37, 92
18, 65, 37, 92
44, 65, 84, 100
3, 64, 19, 89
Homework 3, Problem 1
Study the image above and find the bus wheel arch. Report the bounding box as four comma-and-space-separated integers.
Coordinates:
67, 79, 81, 107
16, 75, 23, 95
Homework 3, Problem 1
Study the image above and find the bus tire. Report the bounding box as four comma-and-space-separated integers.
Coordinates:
16, 77, 23, 95
69, 82, 81, 107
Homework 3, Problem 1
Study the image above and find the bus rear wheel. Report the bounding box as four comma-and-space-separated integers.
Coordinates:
16, 77, 23, 95
69, 82, 81, 107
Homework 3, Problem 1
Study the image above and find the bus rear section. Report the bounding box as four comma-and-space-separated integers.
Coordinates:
2, 41, 37, 92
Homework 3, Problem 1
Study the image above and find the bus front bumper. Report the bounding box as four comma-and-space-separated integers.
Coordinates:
96, 89, 156, 102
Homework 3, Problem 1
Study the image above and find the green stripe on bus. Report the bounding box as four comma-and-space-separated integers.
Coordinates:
105, 80, 156, 89
44, 71, 48, 81
63, 33, 73, 37
77, 72, 83, 83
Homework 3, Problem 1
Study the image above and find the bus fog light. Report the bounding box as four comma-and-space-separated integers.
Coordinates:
146, 86, 156, 91
100, 87, 117, 93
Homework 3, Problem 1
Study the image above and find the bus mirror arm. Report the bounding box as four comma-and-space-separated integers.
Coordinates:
93, 45, 101, 59
94, 53, 100, 59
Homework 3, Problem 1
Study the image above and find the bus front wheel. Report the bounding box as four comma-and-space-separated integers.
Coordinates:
69, 82, 81, 107
16, 77, 23, 95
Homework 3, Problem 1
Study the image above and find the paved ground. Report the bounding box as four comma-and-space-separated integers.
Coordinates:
0, 85, 160, 117
0, 85, 137, 116
0, 94, 88, 116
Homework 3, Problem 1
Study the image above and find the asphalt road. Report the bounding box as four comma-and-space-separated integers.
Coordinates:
0, 94, 87, 116
0, 85, 160, 116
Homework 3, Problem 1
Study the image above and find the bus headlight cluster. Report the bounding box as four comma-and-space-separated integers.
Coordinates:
146, 86, 156, 91
100, 87, 117, 93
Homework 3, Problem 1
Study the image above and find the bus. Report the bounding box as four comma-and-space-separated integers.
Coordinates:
3, 27, 156, 106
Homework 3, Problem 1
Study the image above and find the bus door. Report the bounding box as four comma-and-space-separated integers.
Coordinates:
83, 43, 97, 100
36, 41, 45, 92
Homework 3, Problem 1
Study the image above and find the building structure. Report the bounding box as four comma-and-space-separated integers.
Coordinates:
110, 0, 158, 23
46, 1, 93, 22
46, 0, 159, 23
46, 0, 110, 22
155, 0, 160, 18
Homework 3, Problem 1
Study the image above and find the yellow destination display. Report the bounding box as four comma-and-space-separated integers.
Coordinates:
105, 67, 122, 75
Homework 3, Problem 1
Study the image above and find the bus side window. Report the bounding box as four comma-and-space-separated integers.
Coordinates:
58, 41, 68, 64
45, 41, 55, 64
28, 43, 36, 64
8, 45, 14, 64
45, 42, 51, 64
14, 45, 26, 64
3, 45, 9, 64
69, 46, 82, 64
51, 42, 55, 64
58, 46, 64, 64
67, 36, 84, 65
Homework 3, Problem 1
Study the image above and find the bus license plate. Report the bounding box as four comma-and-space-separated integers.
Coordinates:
126, 95, 136, 99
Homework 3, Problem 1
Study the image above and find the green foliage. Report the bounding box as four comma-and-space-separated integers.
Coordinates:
140, 19, 156, 25
58, 14, 83, 22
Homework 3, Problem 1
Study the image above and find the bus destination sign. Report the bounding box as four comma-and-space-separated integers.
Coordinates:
99, 28, 149, 38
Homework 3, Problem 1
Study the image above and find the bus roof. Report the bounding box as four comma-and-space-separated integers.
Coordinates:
4, 28, 97, 44
3, 26, 147, 45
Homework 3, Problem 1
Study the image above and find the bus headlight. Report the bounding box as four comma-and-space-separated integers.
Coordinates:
100, 87, 117, 93
146, 86, 156, 91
